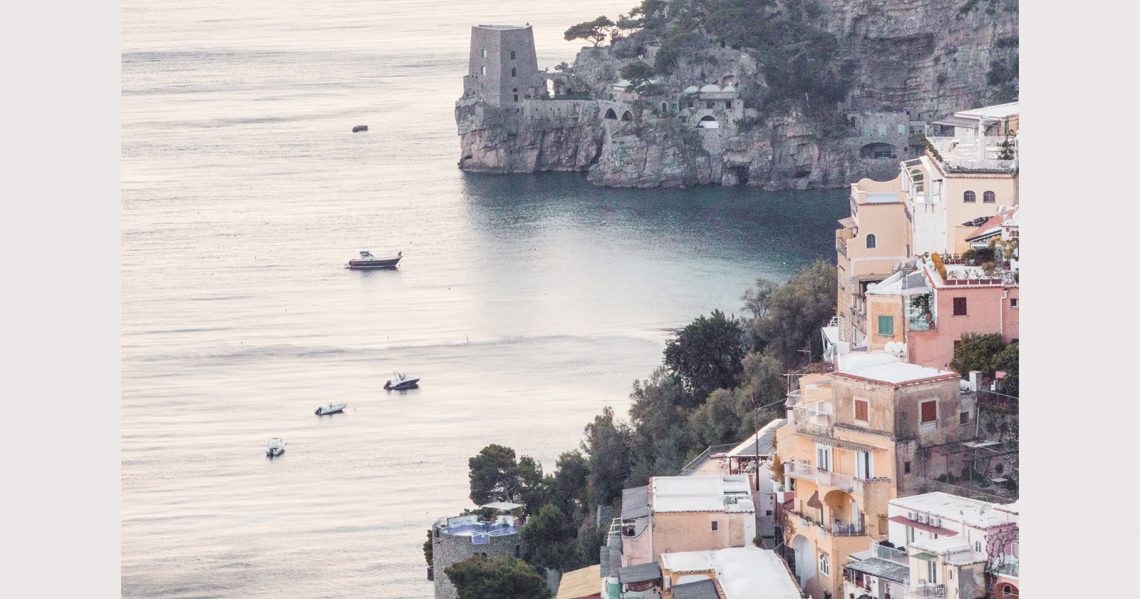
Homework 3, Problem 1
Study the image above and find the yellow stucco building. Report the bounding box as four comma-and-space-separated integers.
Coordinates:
774, 353, 977, 599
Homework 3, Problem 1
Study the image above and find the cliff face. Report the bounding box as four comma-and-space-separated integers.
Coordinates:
456, 0, 1018, 189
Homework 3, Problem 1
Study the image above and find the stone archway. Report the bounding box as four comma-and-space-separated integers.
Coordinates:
860, 142, 897, 159
604, 108, 617, 120
621, 111, 633, 121
698, 115, 719, 129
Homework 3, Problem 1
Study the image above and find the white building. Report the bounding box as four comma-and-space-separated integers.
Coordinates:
660, 546, 802, 599
887, 492, 1017, 555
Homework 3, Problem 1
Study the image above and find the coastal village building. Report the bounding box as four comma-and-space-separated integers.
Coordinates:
887, 492, 1017, 557
617, 475, 757, 569
835, 103, 1019, 350
841, 541, 911, 599
775, 353, 979, 599
659, 547, 802, 599
903, 536, 988, 599
861, 247, 1019, 370
556, 564, 602, 599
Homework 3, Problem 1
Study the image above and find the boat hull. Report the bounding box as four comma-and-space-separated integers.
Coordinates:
384, 379, 420, 391
315, 403, 347, 416
346, 256, 401, 270
267, 448, 285, 457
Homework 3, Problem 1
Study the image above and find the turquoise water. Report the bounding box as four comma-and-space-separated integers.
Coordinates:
121, 1, 846, 596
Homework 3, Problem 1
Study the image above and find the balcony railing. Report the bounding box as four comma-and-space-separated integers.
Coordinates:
784, 460, 889, 496
909, 582, 946, 598
793, 402, 834, 437
787, 509, 867, 537
875, 543, 909, 564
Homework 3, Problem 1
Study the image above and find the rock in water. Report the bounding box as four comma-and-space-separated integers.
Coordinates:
352, 125, 368, 133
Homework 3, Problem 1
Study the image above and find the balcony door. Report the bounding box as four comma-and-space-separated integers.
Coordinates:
816, 444, 833, 472
855, 450, 873, 479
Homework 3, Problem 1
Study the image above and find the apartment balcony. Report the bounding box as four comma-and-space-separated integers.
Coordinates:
908, 582, 946, 598
787, 509, 868, 537
785, 460, 888, 496
793, 402, 834, 437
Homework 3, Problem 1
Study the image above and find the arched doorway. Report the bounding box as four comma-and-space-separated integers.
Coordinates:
698, 115, 719, 129
790, 534, 816, 588
621, 111, 633, 121
604, 108, 617, 120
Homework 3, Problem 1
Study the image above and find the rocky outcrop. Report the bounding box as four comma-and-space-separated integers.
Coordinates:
456, 0, 1018, 189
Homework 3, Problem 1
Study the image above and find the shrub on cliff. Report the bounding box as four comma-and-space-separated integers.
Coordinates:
445, 556, 552, 599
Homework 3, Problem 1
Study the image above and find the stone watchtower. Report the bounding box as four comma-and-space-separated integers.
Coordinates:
462, 24, 546, 107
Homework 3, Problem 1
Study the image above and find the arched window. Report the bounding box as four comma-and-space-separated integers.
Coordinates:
984, 191, 996, 203
963, 191, 976, 203
620, 111, 633, 121
1002, 584, 1013, 595
511, 67, 517, 78
604, 108, 618, 120
510, 50, 516, 60
819, 553, 830, 576
909, 169, 924, 192
480, 66, 486, 76
866, 234, 877, 249
480, 49, 486, 58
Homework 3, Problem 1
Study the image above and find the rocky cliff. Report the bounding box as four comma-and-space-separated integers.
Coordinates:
456, 0, 1018, 189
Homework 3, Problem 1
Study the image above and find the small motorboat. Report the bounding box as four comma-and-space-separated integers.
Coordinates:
352, 124, 368, 133
266, 437, 287, 458
384, 372, 420, 391
346, 250, 402, 270
315, 402, 347, 416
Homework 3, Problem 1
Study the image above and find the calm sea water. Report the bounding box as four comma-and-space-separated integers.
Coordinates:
121, 1, 846, 596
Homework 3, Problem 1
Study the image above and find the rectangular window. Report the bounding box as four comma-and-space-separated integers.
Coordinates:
877, 315, 894, 337
920, 400, 938, 424
953, 297, 967, 315
906, 526, 915, 544
928, 560, 937, 584
854, 399, 869, 422
904, 461, 911, 474
1011, 297, 1018, 308
711, 521, 718, 531
725, 100, 732, 109
706, 101, 714, 109
960, 410, 969, 424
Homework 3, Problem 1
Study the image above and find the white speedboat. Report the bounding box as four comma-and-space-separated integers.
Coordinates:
384, 372, 420, 391
266, 437, 286, 457
315, 402, 347, 416
346, 250, 402, 270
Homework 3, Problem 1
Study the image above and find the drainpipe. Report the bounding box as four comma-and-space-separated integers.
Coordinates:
999, 290, 1008, 339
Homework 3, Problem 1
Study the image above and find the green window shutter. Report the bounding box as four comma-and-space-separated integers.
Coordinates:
878, 315, 894, 336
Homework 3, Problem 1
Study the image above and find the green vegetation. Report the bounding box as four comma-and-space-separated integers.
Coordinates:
444, 555, 552, 599
664, 309, 746, 399
949, 333, 1019, 397
467, 444, 547, 506
620, 60, 657, 91
443, 261, 839, 579
564, 16, 615, 47
638, 0, 853, 118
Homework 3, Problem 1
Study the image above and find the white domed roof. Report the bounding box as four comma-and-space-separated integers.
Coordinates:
683, 85, 699, 94
722, 84, 736, 93
700, 84, 721, 93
